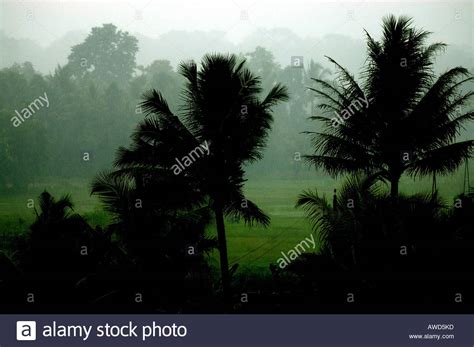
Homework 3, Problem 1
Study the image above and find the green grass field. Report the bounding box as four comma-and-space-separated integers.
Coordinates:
0, 178, 329, 273
207, 178, 333, 275
0, 170, 468, 274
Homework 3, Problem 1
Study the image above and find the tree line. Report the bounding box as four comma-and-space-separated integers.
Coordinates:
0, 24, 331, 193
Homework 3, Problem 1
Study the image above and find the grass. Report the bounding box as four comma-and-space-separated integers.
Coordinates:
211, 168, 469, 275
206, 178, 333, 275
0, 178, 326, 274
0, 179, 110, 245
0, 170, 469, 275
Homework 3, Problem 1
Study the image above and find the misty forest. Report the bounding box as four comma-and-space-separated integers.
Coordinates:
0, 11, 473, 312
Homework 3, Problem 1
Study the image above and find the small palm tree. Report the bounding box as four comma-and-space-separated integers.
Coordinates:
31, 191, 84, 237
26, 191, 91, 276
307, 15, 473, 198
98, 54, 288, 299
91, 172, 217, 310
296, 175, 380, 267
91, 171, 215, 264
296, 175, 448, 270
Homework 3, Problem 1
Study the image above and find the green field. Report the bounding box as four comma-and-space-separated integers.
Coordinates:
207, 178, 334, 274
0, 172, 468, 273
0, 178, 329, 272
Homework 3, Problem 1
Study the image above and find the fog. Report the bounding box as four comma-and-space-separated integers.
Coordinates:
1, 0, 472, 73
0, 0, 472, 186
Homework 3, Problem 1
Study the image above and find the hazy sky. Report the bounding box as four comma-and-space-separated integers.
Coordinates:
0, 0, 472, 48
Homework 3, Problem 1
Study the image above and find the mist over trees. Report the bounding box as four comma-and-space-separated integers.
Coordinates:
67, 24, 139, 85
1, 22, 472, 194
0, 25, 322, 191
1, 13, 473, 312
1, 25, 472, 76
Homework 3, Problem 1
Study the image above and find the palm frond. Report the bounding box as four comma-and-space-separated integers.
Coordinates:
304, 154, 371, 176
325, 56, 365, 98
139, 89, 174, 119
408, 140, 474, 176
225, 195, 270, 227
261, 83, 289, 108
90, 171, 135, 218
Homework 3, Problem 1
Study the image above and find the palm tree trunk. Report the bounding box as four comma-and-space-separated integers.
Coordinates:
214, 204, 231, 301
390, 176, 399, 200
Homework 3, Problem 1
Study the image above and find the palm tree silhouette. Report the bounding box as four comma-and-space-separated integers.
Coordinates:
100, 54, 288, 300
296, 174, 453, 270
91, 172, 217, 311
307, 15, 473, 198
25, 191, 92, 278
32, 191, 78, 228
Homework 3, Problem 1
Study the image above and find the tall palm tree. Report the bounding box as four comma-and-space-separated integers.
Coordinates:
306, 15, 473, 198
101, 54, 288, 299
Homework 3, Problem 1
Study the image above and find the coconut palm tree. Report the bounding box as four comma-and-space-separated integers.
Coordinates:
97, 54, 288, 299
306, 15, 473, 198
